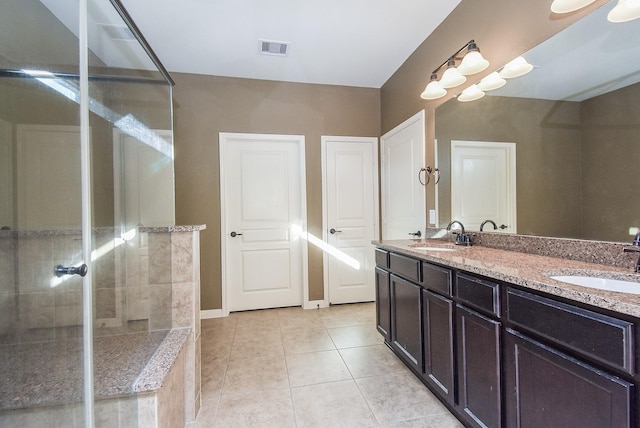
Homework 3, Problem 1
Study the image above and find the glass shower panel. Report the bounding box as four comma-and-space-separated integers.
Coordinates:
0, 0, 87, 426
86, 0, 175, 423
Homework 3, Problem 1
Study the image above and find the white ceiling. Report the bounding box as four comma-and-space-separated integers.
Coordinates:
119, 0, 461, 88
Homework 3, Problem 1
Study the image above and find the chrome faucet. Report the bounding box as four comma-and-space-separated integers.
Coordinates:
446, 220, 472, 246
480, 220, 498, 231
623, 232, 640, 273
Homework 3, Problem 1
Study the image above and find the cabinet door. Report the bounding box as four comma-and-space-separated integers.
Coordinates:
505, 329, 632, 428
390, 274, 422, 371
422, 289, 454, 405
456, 305, 501, 428
375, 267, 391, 340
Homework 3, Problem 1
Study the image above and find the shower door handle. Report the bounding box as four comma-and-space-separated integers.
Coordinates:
55, 264, 88, 277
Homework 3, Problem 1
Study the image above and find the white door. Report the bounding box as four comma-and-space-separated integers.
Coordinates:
451, 140, 517, 232
220, 133, 308, 312
381, 110, 426, 239
322, 136, 378, 304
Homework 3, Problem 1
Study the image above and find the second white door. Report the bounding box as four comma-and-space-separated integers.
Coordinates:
322, 136, 378, 304
220, 133, 308, 312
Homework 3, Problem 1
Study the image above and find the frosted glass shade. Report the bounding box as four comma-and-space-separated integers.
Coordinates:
499, 56, 533, 79
458, 85, 485, 102
440, 66, 466, 89
458, 50, 490, 75
477, 72, 507, 91
421, 80, 447, 100
608, 0, 640, 22
550, 0, 596, 13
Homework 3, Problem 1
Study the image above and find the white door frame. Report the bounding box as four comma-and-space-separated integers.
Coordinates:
219, 132, 310, 316
321, 136, 379, 306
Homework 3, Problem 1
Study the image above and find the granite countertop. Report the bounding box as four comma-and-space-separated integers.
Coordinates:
374, 239, 640, 318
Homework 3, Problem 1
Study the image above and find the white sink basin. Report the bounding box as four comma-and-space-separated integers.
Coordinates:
550, 275, 640, 294
409, 243, 458, 252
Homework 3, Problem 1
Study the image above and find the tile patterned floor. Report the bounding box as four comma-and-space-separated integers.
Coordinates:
189, 303, 463, 428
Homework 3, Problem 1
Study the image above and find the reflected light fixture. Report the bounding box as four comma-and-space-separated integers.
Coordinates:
499, 56, 533, 79
457, 84, 485, 102
608, 0, 640, 22
477, 71, 506, 91
421, 73, 447, 100
419, 40, 489, 100
550, 0, 596, 13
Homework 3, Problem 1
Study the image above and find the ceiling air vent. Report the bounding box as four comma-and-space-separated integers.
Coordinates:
259, 40, 289, 56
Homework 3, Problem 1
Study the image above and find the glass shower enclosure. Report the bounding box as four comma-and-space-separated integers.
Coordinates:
1, 0, 175, 426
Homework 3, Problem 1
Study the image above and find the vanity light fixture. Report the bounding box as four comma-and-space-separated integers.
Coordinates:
550, 0, 596, 14
457, 84, 485, 102
419, 40, 489, 100
499, 56, 534, 79
607, 0, 640, 22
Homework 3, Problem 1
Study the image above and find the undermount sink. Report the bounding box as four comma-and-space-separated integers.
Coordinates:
550, 275, 640, 294
409, 243, 458, 252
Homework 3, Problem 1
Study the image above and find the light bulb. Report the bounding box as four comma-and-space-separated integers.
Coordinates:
440, 59, 466, 89
421, 80, 447, 100
458, 42, 490, 75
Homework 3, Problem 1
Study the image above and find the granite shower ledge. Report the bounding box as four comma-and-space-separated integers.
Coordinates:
374, 239, 640, 318
0, 328, 189, 410
0, 224, 206, 237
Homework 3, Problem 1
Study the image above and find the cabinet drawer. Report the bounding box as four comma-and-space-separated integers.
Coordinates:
389, 253, 421, 282
456, 273, 500, 317
422, 262, 452, 296
506, 288, 634, 374
375, 248, 389, 268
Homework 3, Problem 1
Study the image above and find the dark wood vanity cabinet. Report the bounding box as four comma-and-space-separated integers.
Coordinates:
390, 274, 422, 371
504, 329, 632, 428
421, 288, 455, 405
375, 266, 391, 340
375, 247, 638, 428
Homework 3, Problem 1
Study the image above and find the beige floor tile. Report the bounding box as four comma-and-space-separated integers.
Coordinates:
356, 371, 450, 424
233, 324, 282, 344
286, 349, 352, 387
229, 337, 285, 361
222, 354, 289, 396
212, 389, 296, 428
201, 362, 226, 401
291, 380, 379, 427
201, 343, 231, 366
381, 413, 464, 428
339, 344, 408, 378
327, 325, 383, 349
282, 327, 335, 355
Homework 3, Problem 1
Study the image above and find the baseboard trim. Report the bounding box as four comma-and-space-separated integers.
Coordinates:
200, 309, 226, 319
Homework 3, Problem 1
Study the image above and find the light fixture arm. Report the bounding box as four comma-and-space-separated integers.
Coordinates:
429, 40, 478, 76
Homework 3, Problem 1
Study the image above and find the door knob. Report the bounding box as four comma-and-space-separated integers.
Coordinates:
408, 231, 422, 237
499, 224, 508, 230
55, 264, 88, 278
230, 231, 243, 237
329, 228, 342, 234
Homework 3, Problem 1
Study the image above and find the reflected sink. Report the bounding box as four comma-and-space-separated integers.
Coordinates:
550, 275, 640, 294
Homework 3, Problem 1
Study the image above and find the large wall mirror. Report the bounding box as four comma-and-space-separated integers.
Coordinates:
435, 2, 640, 243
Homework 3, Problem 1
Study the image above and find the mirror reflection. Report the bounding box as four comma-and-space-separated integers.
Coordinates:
435, 3, 640, 243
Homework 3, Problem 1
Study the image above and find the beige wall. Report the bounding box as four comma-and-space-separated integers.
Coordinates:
380, 0, 610, 216
435, 96, 583, 238
581, 83, 640, 242
172, 74, 381, 310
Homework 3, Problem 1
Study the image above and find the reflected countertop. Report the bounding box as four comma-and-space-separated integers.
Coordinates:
374, 239, 640, 318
